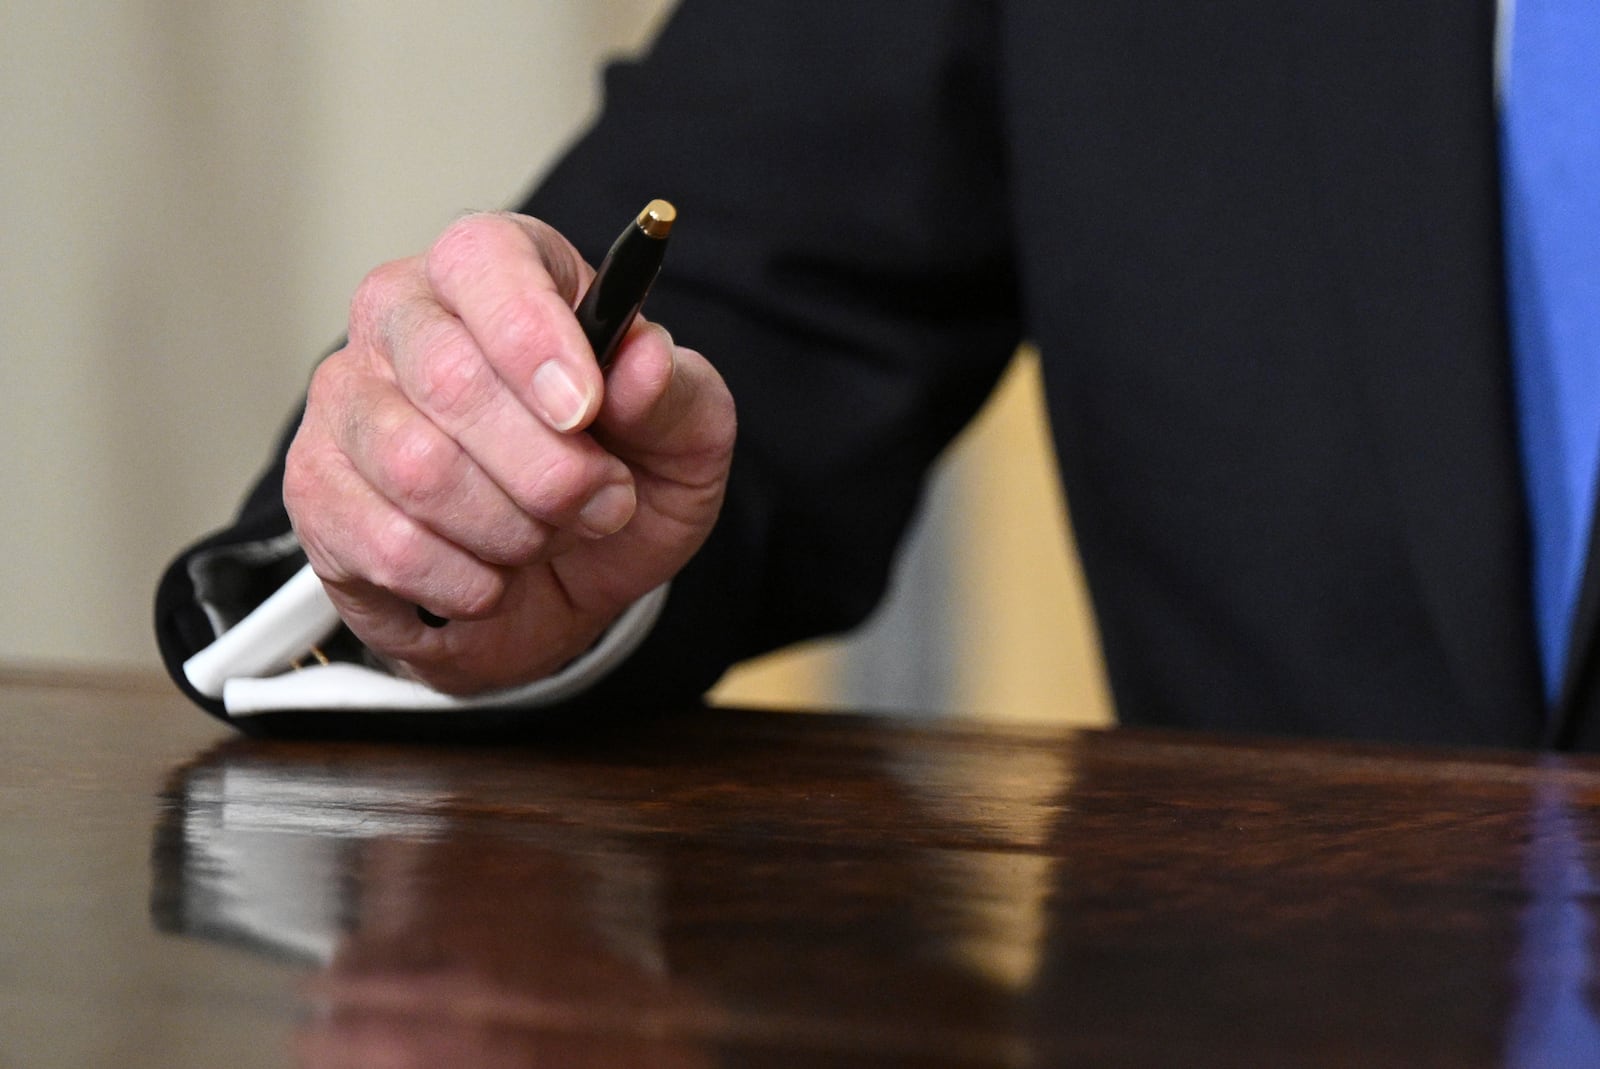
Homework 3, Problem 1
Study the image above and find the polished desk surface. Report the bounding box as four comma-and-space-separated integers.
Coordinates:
4, 667, 1600, 1067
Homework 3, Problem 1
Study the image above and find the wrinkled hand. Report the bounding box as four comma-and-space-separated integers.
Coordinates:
284, 212, 734, 694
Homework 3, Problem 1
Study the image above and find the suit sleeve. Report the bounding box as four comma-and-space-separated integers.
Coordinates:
154, 0, 1022, 725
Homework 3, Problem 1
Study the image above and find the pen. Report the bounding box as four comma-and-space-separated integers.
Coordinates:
575, 198, 676, 369
417, 199, 677, 629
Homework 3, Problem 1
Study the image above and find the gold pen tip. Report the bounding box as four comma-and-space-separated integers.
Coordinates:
637, 199, 676, 239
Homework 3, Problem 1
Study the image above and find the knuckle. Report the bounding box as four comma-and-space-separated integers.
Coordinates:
409, 332, 497, 425
365, 514, 430, 594
372, 421, 461, 509
498, 290, 588, 388
489, 291, 548, 358
485, 290, 573, 379
424, 213, 507, 292
480, 523, 554, 568
304, 351, 351, 413
507, 214, 584, 296
505, 450, 594, 520
365, 513, 507, 620
348, 259, 416, 344
423, 214, 581, 376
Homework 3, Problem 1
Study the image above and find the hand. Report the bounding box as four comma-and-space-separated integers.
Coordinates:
283, 212, 735, 694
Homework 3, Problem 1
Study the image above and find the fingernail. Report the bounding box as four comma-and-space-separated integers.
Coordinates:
579, 483, 636, 537
532, 361, 593, 432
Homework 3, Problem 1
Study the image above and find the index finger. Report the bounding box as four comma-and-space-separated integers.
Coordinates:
423, 212, 603, 434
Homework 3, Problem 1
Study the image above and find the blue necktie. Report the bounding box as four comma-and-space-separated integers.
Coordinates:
1501, 0, 1600, 701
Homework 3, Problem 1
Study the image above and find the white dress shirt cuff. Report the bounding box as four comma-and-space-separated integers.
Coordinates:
182, 562, 668, 718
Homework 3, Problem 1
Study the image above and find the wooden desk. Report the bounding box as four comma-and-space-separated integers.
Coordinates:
3, 667, 1599, 1067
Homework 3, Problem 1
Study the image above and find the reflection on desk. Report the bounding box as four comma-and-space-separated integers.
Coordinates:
150, 727, 1043, 1067
2, 669, 1600, 1066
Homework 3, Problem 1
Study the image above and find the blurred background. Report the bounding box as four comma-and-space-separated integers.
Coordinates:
0, 1, 1110, 728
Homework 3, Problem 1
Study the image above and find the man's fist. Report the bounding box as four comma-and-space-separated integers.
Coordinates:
283, 212, 734, 694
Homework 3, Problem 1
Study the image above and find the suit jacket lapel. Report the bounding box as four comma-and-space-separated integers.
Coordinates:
1287, 0, 1544, 738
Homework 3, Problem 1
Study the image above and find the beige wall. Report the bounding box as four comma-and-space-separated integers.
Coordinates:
0, 1, 670, 668
0, 2, 1109, 726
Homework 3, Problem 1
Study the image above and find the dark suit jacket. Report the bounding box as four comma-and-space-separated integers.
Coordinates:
157, 0, 1600, 749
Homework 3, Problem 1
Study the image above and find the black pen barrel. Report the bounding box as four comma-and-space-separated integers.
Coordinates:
574, 199, 675, 368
